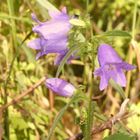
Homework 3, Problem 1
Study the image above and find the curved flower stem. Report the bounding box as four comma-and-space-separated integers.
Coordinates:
125, 0, 138, 97
56, 46, 80, 78
125, 45, 134, 98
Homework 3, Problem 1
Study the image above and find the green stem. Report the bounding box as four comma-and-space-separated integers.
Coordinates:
85, 91, 94, 140
125, 0, 137, 97
3, 1, 17, 139
7, 0, 17, 50
84, 63, 94, 140
56, 46, 80, 77
132, 0, 137, 39
86, 0, 89, 14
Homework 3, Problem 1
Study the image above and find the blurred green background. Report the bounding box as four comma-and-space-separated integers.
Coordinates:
0, 0, 140, 140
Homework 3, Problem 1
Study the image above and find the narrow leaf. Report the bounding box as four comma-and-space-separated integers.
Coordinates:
103, 132, 135, 140
56, 46, 80, 77
110, 80, 126, 100
102, 30, 131, 38
37, 0, 59, 12
46, 93, 86, 140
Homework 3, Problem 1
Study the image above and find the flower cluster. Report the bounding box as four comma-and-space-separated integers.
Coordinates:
28, 7, 73, 65
28, 7, 76, 97
28, 6, 136, 97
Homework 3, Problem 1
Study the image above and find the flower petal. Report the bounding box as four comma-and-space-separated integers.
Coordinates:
44, 37, 67, 52
54, 52, 67, 65
48, 9, 61, 19
45, 78, 76, 97
48, 7, 67, 18
36, 51, 49, 60
112, 67, 126, 87
28, 38, 42, 50
99, 74, 109, 90
94, 67, 103, 76
102, 64, 126, 87
98, 44, 122, 66
54, 49, 78, 65
33, 20, 70, 40
118, 62, 136, 71
31, 13, 42, 24
61, 7, 67, 14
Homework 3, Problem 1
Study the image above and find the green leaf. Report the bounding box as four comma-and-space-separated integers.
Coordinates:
36, 0, 59, 12
46, 93, 86, 140
69, 19, 86, 27
56, 46, 80, 77
101, 30, 131, 38
109, 79, 126, 99
103, 132, 135, 140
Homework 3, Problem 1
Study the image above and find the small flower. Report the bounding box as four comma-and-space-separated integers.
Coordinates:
32, 7, 71, 40
28, 7, 76, 64
94, 44, 136, 90
28, 37, 67, 60
45, 78, 76, 97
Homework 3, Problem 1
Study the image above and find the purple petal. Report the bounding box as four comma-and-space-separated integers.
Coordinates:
32, 8, 71, 40
113, 68, 126, 87
94, 67, 103, 76
54, 52, 67, 65
98, 44, 122, 66
54, 49, 78, 65
28, 38, 42, 50
118, 62, 136, 70
45, 78, 76, 97
48, 9, 61, 19
102, 64, 126, 87
31, 13, 42, 24
99, 73, 109, 90
35, 51, 50, 60
44, 37, 67, 52
33, 20, 71, 40
94, 67, 109, 90
61, 7, 67, 14
48, 7, 67, 19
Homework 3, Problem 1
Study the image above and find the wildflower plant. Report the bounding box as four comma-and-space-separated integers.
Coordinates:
1, 0, 139, 140
26, 2, 137, 139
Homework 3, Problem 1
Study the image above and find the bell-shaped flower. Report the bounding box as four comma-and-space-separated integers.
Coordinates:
32, 7, 71, 40
45, 78, 76, 97
94, 44, 136, 90
28, 7, 76, 64
28, 37, 67, 60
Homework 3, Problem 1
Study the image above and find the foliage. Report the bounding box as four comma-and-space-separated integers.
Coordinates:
0, 0, 140, 140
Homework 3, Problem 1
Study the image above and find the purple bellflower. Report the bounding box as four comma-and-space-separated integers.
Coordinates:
28, 7, 74, 64
28, 36, 68, 60
94, 44, 136, 90
45, 78, 76, 97
32, 7, 71, 40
